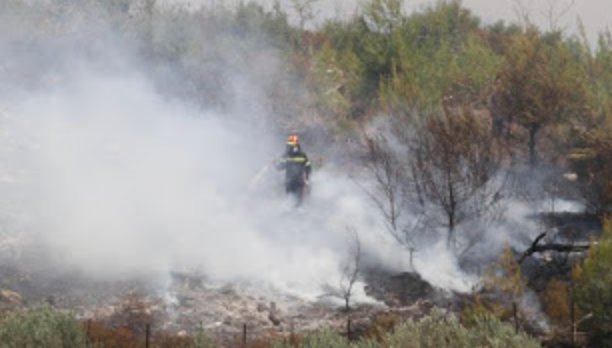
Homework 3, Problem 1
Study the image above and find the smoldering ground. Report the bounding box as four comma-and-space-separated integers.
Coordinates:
0, 0, 409, 302
0, 0, 572, 306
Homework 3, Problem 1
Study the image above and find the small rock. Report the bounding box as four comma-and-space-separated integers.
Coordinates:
268, 312, 281, 326
257, 303, 268, 312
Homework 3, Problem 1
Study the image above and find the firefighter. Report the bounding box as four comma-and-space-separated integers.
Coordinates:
275, 135, 312, 206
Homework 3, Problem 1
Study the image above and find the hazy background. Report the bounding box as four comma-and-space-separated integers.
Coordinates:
162, 0, 611, 47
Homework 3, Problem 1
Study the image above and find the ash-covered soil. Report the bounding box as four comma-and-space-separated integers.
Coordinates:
0, 259, 448, 341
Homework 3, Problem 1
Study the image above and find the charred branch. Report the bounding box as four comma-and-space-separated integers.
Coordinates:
518, 232, 590, 264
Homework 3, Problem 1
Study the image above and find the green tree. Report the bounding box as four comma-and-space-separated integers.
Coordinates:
498, 29, 587, 168
565, 30, 612, 215
567, 122, 612, 215
409, 108, 503, 250
378, 1, 499, 114
310, 42, 364, 121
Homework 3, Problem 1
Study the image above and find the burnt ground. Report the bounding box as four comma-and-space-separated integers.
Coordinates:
0, 259, 443, 341
0, 212, 597, 342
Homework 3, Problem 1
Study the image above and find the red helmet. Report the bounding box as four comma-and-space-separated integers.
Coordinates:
287, 135, 300, 146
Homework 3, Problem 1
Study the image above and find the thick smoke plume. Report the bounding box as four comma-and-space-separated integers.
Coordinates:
0, 1, 518, 303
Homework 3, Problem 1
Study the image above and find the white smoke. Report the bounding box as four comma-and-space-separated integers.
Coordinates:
0, 61, 475, 298
0, 1, 484, 304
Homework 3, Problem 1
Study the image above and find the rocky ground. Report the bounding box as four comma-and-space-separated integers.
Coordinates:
0, 259, 450, 341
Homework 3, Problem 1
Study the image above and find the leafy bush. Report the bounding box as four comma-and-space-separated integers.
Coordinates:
386, 310, 541, 348
0, 306, 88, 348
573, 217, 612, 346
270, 311, 541, 348
540, 279, 571, 330
185, 330, 223, 348
460, 243, 527, 327
270, 329, 352, 348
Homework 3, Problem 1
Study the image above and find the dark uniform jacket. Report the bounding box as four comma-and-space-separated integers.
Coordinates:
276, 149, 312, 187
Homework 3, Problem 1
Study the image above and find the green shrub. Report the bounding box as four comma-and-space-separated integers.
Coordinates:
386, 310, 541, 348
185, 330, 223, 348
270, 311, 541, 348
573, 217, 612, 346
270, 329, 351, 348
0, 306, 88, 348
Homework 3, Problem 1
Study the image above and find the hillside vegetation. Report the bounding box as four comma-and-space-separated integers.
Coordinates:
2, 0, 612, 347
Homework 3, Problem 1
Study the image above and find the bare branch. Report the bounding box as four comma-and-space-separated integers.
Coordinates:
408, 108, 505, 251
339, 227, 362, 312
511, 0, 532, 30
518, 232, 590, 264
359, 130, 416, 248
542, 0, 575, 32
290, 0, 320, 30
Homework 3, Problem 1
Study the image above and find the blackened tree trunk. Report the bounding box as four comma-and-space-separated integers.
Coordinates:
529, 124, 539, 169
